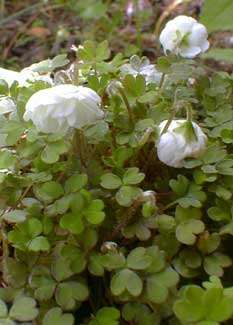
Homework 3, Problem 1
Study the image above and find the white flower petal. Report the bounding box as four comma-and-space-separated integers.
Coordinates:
159, 15, 209, 58
178, 46, 201, 58
24, 84, 103, 134
156, 119, 207, 168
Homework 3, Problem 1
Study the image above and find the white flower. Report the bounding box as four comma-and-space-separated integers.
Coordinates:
120, 55, 162, 84
23, 85, 104, 134
0, 67, 53, 87
159, 15, 209, 58
156, 119, 207, 168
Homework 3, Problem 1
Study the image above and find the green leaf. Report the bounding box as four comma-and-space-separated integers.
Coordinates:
203, 288, 233, 322
123, 168, 145, 185
204, 254, 231, 276
29, 54, 69, 73
198, 233, 221, 254
201, 48, 233, 64
28, 236, 50, 252
65, 174, 88, 193
170, 175, 189, 197
61, 245, 87, 274
146, 246, 166, 273
51, 257, 73, 282
200, 0, 233, 32
9, 297, 38, 321
43, 307, 74, 325
110, 269, 143, 297
3, 258, 27, 287
146, 267, 179, 304
176, 219, 205, 245
126, 247, 151, 270
100, 173, 122, 189
2, 210, 27, 223
173, 285, 206, 322
202, 145, 226, 164
60, 212, 84, 235
0, 149, 16, 169
122, 75, 146, 97
90, 307, 120, 325
8, 218, 44, 250
88, 253, 105, 276
35, 181, 64, 202
0, 299, 7, 318
115, 186, 142, 207
56, 282, 89, 310
207, 206, 231, 221
41, 141, 69, 164
84, 199, 105, 224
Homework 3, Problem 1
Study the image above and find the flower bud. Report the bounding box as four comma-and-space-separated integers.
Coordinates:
156, 119, 207, 168
159, 15, 209, 58
23, 84, 104, 134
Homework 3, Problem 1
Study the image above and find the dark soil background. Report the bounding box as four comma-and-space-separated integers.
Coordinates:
0, 0, 232, 71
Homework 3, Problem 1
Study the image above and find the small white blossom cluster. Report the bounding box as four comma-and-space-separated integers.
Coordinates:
156, 120, 207, 168
23, 85, 104, 134
159, 15, 209, 58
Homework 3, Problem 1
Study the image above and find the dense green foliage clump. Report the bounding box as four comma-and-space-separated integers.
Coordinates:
1, 2, 233, 322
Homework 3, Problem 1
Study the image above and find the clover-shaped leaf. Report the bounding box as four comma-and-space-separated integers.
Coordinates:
145, 246, 166, 273
170, 175, 189, 197
123, 168, 145, 185
126, 247, 151, 270
51, 256, 73, 282
41, 140, 69, 164
208, 206, 231, 221
146, 267, 179, 304
122, 302, 158, 325
170, 176, 206, 208
101, 251, 126, 271
55, 281, 89, 310
110, 269, 143, 297
84, 199, 105, 224
122, 221, 151, 241
65, 174, 88, 193
173, 285, 206, 322
2, 209, 27, 223
8, 218, 50, 251
100, 173, 122, 189
198, 233, 221, 254
43, 307, 74, 325
9, 296, 38, 321
35, 181, 64, 203
88, 253, 105, 276
89, 307, 120, 325
61, 245, 87, 274
204, 253, 232, 276
115, 186, 142, 207
60, 212, 84, 235
174, 285, 233, 323
176, 219, 205, 245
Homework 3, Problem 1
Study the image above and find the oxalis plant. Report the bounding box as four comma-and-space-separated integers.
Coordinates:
1, 14, 233, 325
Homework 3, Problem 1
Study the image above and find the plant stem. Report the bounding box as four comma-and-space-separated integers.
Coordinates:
161, 88, 180, 135
73, 60, 79, 85
158, 72, 166, 90
119, 88, 134, 123
186, 105, 192, 123
76, 130, 86, 170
